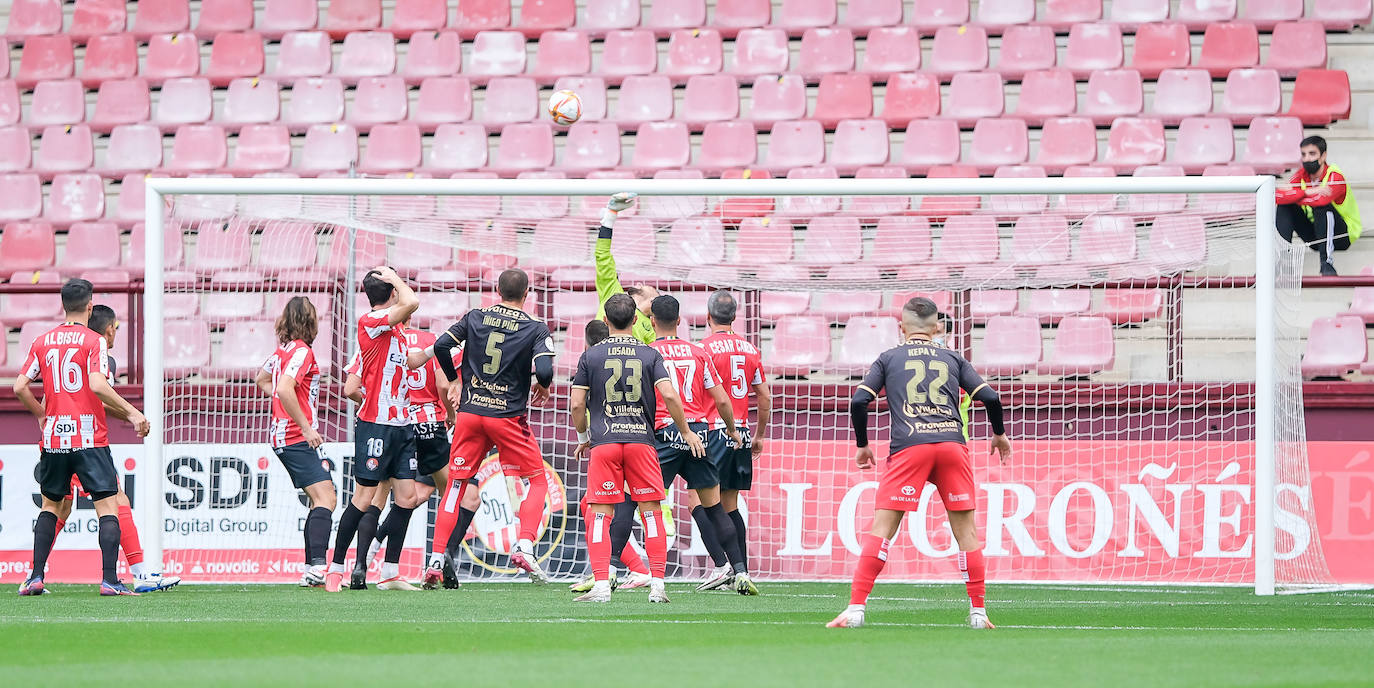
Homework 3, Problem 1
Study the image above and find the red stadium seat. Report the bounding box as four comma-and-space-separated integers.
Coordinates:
835, 316, 900, 374
1058, 165, 1119, 216
943, 72, 1004, 127
0, 221, 55, 271
976, 315, 1042, 377
349, 76, 408, 127
696, 121, 758, 172
1244, 0, 1304, 30
143, 32, 201, 82
1131, 23, 1190, 79
1313, 0, 1373, 30
424, 123, 488, 172
1243, 116, 1303, 174
412, 77, 474, 129
271, 31, 332, 82
218, 77, 281, 128
1125, 164, 1188, 215
7, 0, 63, 37
735, 216, 793, 263
767, 316, 830, 376
1, 271, 63, 328
479, 77, 538, 125
871, 215, 931, 262
359, 123, 422, 174
403, 31, 462, 83
296, 124, 359, 174
764, 120, 825, 172
1038, 315, 1114, 376
1287, 69, 1352, 125
1302, 316, 1367, 378
1040, 0, 1102, 29
1265, 22, 1328, 77
131, 0, 191, 37
900, 118, 961, 173
1013, 69, 1076, 124
0, 82, 17, 127
730, 28, 791, 77
911, 0, 970, 33
1063, 23, 1123, 78
1147, 214, 1207, 271
80, 34, 138, 86
1081, 68, 1142, 125
453, 0, 510, 38
1177, 0, 1237, 28
813, 74, 873, 127
35, 124, 94, 178
0, 126, 31, 172
1096, 288, 1163, 324
797, 28, 855, 78
391, 0, 447, 37
928, 25, 989, 79
554, 77, 606, 121
798, 215, 862, 262
558, 121, 622, 173
844, 0, 903, 32
154, 77, 213, 130
27, 79, 86, 127
599, 30, 658, 81
469, 31, 527, 77
260, 0, 318, 37
880, 72, 941, 126
494, 122, 554, 173
985, 164, 1048, 216
335, 31, 396, 80
517, 0, 575, 33
829, 119, 889, 173
1172, 117, 1236, 172
1151, 69, 1213, 124
813, 266, 882, 322
846, 166, 910, 218
62, 222, 122, 272
1219, 68, 1281, 123
996, 25, 1057, 80
613, 75, 674, 127
71, 0, 128, 40
1197, 21, 1259, 78
0, 174, 43, 222
1007, 213, 1070, 266
91, 78, 151, 132
665, 217, 725, 265
283, 77, 345, 130
532, 31, 591, 82
17, 35, 75, 89
777, 0, 838, 33
861, 26, 922, 76
968, 118, 1028, 171
228, 124, 292, 174
206, 32, 266, 86
934, 214, 999, 263
631, 121, 691, 173
324, 0, 381, 35
682, 74, 741, 126
751, 75, 809, 125
1104, 117, 1166, 170
664, 29, 724, 81
45, 173, 104, 225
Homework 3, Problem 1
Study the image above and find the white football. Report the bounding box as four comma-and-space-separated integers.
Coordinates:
548, 89, 582, 126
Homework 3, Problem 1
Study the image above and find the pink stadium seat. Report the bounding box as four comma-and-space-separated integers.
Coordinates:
836, 316, 900, 374
977, 316, 1042, 377
325, 224, 388, 274
600, 30, 658, 80
6, 0, 63, 37
750, 74, 808, 125
614, 75, 674, 126
630, 121, 691, 172
391, 0, 448, 36
402, 31, 462, 83
880, 72, 940, 127
977, 0, 1035, 32
517, 0, 575, 33
1342, 266, 1374, 323
1243, 116, 1303, 174
208, 320, 284, 378
324, 0, 381, 35
532, 31, 591, 82
797, 215, 861, 262
900, 119, 961, 173
812, 266, 882, 322
548, 290, 599, 329
424, 123, 488, 172
189, 219, 252, 274
1125, 164, 1188, 215
928, 25, 989, 79
558, 121, 622, 173
154, 77, 213, 130
80, 34, 138, 86
813, 74, 873, 127
1013, 70, 1076, 124
123, 217, 182, 270
260, 0, 317, 37
935, 214, 999, 263
35, 125, 94, 178
554, 77, 606, 121
197, 0, 253, 32
493, 122, 554, 173
0, 82, 17, 127
1, 271, 62, 328
430, 173, 495, 221
761, 289, 812, 322
228, 124, 291, 174
767, 316, 830, 376
1177, 0, 1237, 28
1244, 0, 1304, 29
1266, 22, 1328, 77
829, 119, 889, 172
665, 217, 725, 265
1081, 68, 1143, 124
1147, 214, 1207, 270
1104, 117, 1165, 170
271, 32, 332, 81
861, 26, 922, 76
845, 166, 910, 217
1219, 68, 1281, 122
1201, 163, 1258, 214
713, 0, 771, 34
871, 215, 931, 261
391, 233, 455, 274
1058, 166, 1119, 216
1110, 0, 1170, 25
61, 222, 121, 272
968, 118, 1028, 171
1038, 315, 1114, 376
0, 127, 31, 172
44, 173, 104, 225
581, 0, 641, 32
1287, 69, 1352, 125
297, 124, 359, 174
1313, 0, 1373, 30
1197, 22, 1259, 78
642, 0, 704, 34
572, 170, 636, 218
111, 174, 151, 225
207, 32, 266, 86
218, 77, 281, 127
911, 0, 971, 33
713, 167, 776, 222
469, 31, 528, 77
844, 0, 903, 32
943, 72, 1004, 126
0, 221, 55, 271
696, 121, 758, 172
359, 123, 422, 174
204, 271, 268, 324
350, 76, 408, 127
682, 74, 741, 126
17, 35, 75, 89
664, 29, 724, 80
764, 120, 825, 172
1302, 316, 1367, 378
452, 0, 509, 38
143, 32, 201, 82
0, 174, 43, 222
412, 77, 474, 129
71, 0, 128, 40
132, 0, 190, 37
163, 319, 212, 378
996, 25, 1056, 80
777, 0, 838, 33
335, 31, 397, 80
1151, 69, 1213, 124
735, 216, 792, 264
27, 79, 86, 127
985, 165, 1048, 216
1172, 117, 1235, 172
1095, 288, 1162, 324
282, 77, 345, 130
1040, 0, 1102, 29
797, 28, 855, 78
730, 28, 791, 77
1007, 213, 1071, 266
1063, 23, 1123, 78
1131, 23, 1190, 79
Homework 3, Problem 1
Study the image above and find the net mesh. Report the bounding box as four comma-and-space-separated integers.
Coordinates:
153, 181, 1332, 589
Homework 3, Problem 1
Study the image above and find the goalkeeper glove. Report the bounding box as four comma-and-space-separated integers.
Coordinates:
607, 192, 637, 212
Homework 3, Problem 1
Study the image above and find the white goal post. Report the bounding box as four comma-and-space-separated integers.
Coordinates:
139, 174, 1319, 595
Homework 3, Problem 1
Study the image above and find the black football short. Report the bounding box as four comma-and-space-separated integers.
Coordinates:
414, 421, 451, 486
715, 427, 754, 491
353, 420, 418, 486
38, 447, 118, 501
656, 422, 717, 490
273, 442, 334, 490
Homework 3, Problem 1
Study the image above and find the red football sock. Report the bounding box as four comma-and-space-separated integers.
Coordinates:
54, 519, 66, 539
640, 507, 667, 579
849, 533, 891, 606
586, 511, 611, 581
431, 480, 469, 556
118, 504, 143, 566
618, 541, 650, 575
959, 549, 986, 609
517, 471, 549, 543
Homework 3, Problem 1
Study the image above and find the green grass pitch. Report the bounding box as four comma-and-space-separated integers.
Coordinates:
4, 582, 1372, 687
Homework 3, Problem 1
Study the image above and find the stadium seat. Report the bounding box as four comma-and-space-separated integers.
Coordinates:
449, 0, 509, 38
60, 222, 121, 273
1, 271, 63, 328
843, 166, 909, 218
1287, 69, 1352, 125
391, 233, 456, 274
1147, 214, 1207, 270
1218, 68, 1281, 123
1063, 23, 1123, 78
984, 164, 1049, 216
260, 0, 317, 37
0, 174, 42, 222
1131, 23, 1190, 79
1172, 117, 1236, 172
335, 31, 396, 80
6, 0, 63, 37
271, 31, 332, 82
282, 77, 345, 130
206, 32, 266, 86
34, 124, 94, 178
899, 119, 961, 173
390, 0, 447, 36
80, 34, 138, 86
664, 217, 725, 265
782, 169, 845, 219
44, 173, 104, 225
763, 120, 825, 172
468, 31, 527, 78
928, 25, 989, 79
1196, 21, 1259, 78
635, 169, 701, 219
735, 216, 793, 263
835, 316, 900, 374
644, 0, 704, 33
27, 79, 86, 127
1081, 68, 1143, 125
189, 219, 252, 274
813, 266, 883, 322
0, 221, 55, 272
813, 74, 874, 127
828, 119, 889, 173
205, 319, 278, 378
348, 75, 409, 128
1243, 116, 1303, 174
681, 74, 741, 126
516, 0, 575, 33
154, 77, 213, 130
402, 31, 462, 83
142, 32, 201, 83
110, 173, 150, 225
730, 28, 791, 77
796, 28, 855, 79
163, 319, 212, 378
227, 124, 291, 174
0, 82, 18, 128
1096, 288, 1162, 324
532, 31, 591, 82
296, 124, 359, 174
748, 75, 808, 126
132, 0, 191, 37
943, 71, 1005, 126
797, 216, 862, 262
204, 271, 268, 325
695, 121, 758, 172
1313, 0, 1373, 30
1104, 117, 1165, 170
1007, 213, 1070, 265
0, 126, 31, 173
579, 0, 640, 32
968, 118, 1028, 171
90, 78, 151, 132
1125, 164, 1188, 215
842, 0, 903, 32
17, 35, 75, 89
1038, 315, 1114, 376
767, 316, 830, 376
422, 123, 487, 172
613, 75, 675, 127
878, 73, 940, 126
976, 0, 1035, 32
1201, 163, 1259, 214
935, 214, 999, 263
712, 0, 770, 34
1013, 70, 1076, 124
70, 0, 128, 40
493, 122, 554, 173
776, 0, 838, 33
1110, 0, 1170, 25
911, 0, 971, 33
426, 173, 495, 223
196, 0, 253, 32
324, 0, 382, 35
597, 31, 657, 82
554, 77, 606, 122
630, 121, 691, 173
1266, 22, 1328, 77
217, 77, 281, 128
1040, 0, 1102, 29
860, 26, 921, 78
558, 121, 622, 173
664, 29, 724, 81
996, 25, 1057, 80
325, 223, 389, 274
977, 315, 1042, 377
122, 217, 182, 270
1301, 316, 1367, 378
359, 123, 422, 174
1342, 266, 1374, 323
1151, 69, 1214, 124
412, 77, 474, 129
1244, 0, 1304, 29
869, 216, 931, 264
1056, 165, 1117, 216
1176, 0, 1237, 28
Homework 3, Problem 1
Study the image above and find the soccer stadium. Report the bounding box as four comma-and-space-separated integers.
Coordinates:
1, 1, 1373, 685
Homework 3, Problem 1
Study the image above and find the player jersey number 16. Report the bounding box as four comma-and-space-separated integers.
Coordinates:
46, 348, 86, 393
604, 359, 643, 402
905, 359, 951, 406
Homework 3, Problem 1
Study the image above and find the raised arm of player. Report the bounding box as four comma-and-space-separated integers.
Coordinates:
594, 192, 637, 307
657, 379, 705, 459
276, 371, 323, 448
432, 322, 466, 383
752, 378, 772, 459
373, 266, 419, 326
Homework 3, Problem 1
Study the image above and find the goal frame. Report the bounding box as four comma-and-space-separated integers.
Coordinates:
143, 175, 1280, 594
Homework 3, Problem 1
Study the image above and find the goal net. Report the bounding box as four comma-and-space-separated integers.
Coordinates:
140, 176, 1331, 594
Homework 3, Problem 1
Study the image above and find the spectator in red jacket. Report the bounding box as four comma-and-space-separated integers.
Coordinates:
1275, 135, 1363, 276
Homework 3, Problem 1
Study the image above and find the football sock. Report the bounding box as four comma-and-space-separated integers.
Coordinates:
444, 507, 477, 559
616, 541, 650, 575
727, 509, 748, 571
849, 533, 891, 606
641, 507, 667, 579
586, 511, 611, 582
431, 480, 468, 557
381, 561, 399, 580
54, 518, 65, 540
355, 506, 381, 568
305, 506, 332, 566
330, 503, 364, 566
382, 506, 414, 564
959, 548, 987, 611
705, 503, 746, 574
691, 505, 728, 568
117, 503, 144, 570
31, 511, 58, 580
517, 471, 549, 543
98, 514, 121, 585
609, 498, 635, 560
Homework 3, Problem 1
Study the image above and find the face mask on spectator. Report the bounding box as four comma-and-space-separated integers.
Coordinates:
1303, 160, 1323, 176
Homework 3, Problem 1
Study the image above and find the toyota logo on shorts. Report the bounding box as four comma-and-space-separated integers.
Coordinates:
901, 485, 917, 496
602, 481, 615, 490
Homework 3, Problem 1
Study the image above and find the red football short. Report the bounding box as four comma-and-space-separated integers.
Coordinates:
586, 443, 665, 505
876, 442, 976, 512
449, 413, 544, 480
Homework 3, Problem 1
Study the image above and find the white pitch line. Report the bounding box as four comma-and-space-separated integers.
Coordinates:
755, 592, 1374, 606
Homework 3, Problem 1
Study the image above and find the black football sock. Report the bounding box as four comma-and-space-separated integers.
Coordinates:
31, 511, 58, 580
331, 503, 364, 566
305, 507, 332, 566
609, 497, 637, 561
98, 514, 120, 584
692, 505, 728, 568
355, 505, 381, 568
377, 506, 406, 548
383, 506, 415, 564
445, 507, 478, 559
705, 503, 745, 574
728, 509, 748, 571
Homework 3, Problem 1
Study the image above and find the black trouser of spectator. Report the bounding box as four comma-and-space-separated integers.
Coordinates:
1276, 203, 1350, 264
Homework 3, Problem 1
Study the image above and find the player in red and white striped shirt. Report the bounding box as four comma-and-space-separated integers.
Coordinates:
13, 279, 150, 596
